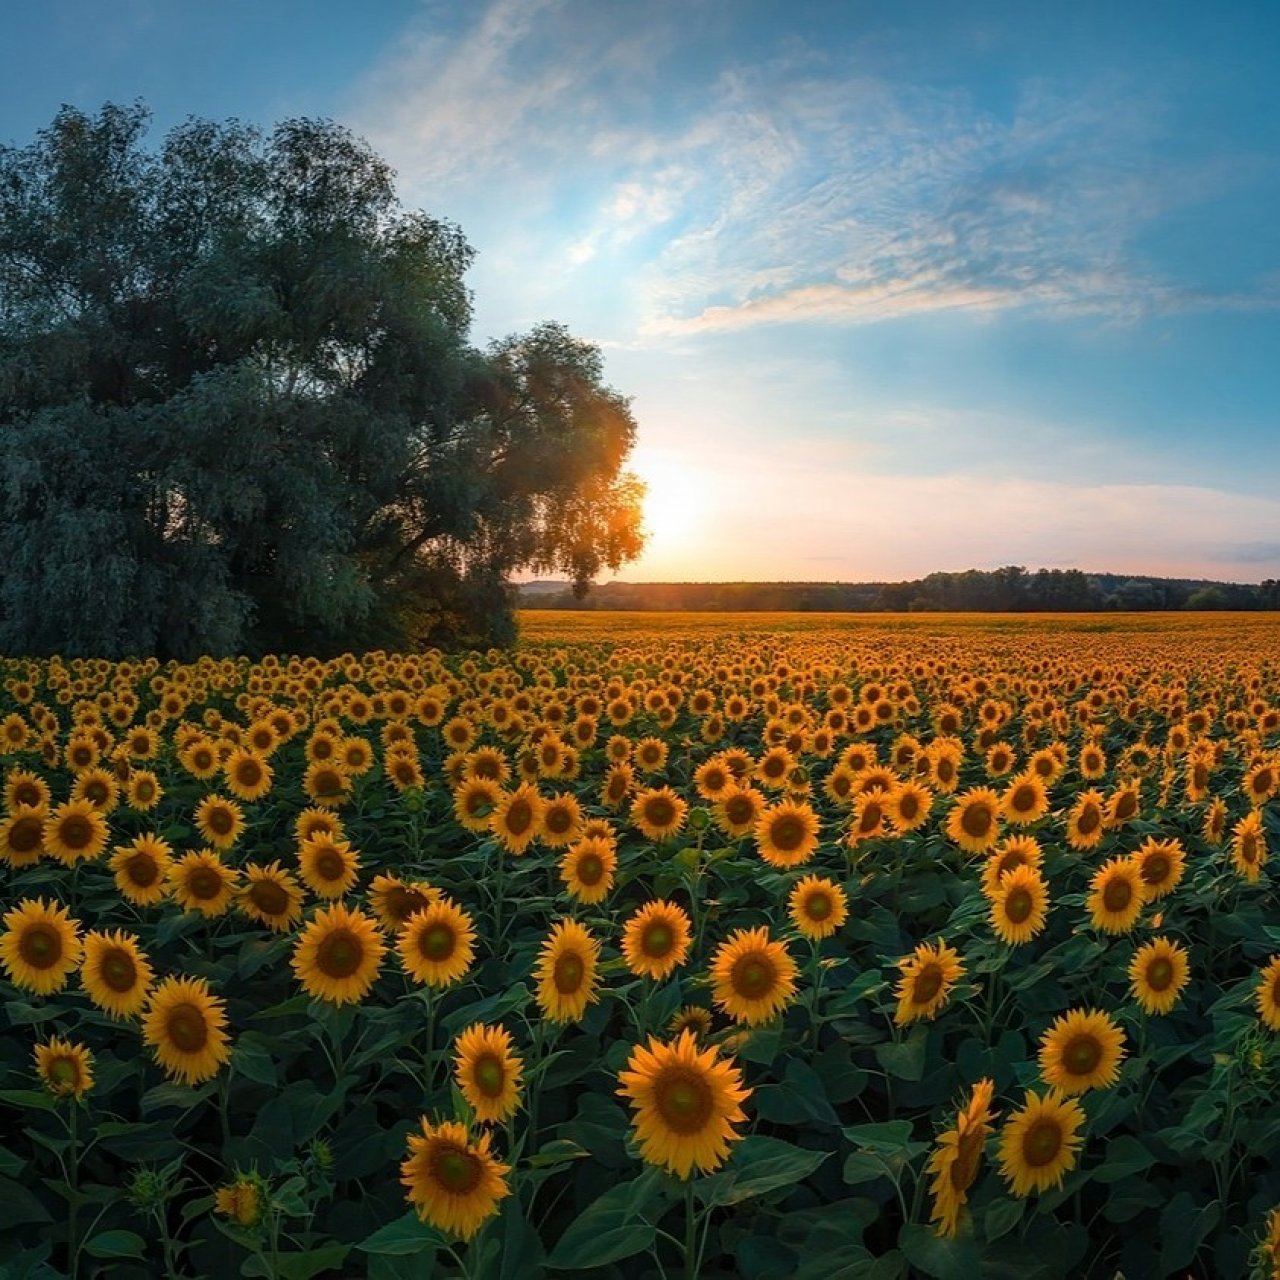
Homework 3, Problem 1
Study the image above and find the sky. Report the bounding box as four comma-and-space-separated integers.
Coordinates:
6, 0, 1280, 583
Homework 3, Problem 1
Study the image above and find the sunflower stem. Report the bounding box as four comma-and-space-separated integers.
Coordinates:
67, 1101, 80, 1279
683, 1181, 697, 1280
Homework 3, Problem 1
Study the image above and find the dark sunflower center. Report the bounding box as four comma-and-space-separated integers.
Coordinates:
9, 817, 42, 852
961, 803, 993, 838
1076, 806, 1100, 836
237, 761, 263, 787
188, 866, 224, 900
1004, 887, 1033, 925
804, 892, 832, 921
1063, 1035, 1102, 1076
1240, 835, 1258, 864
101, 949, 137, 991
911, 963, 944, 1005
49, 1057, 81, 1088
938, 760, 956, 783
950, 1129, 984, 1192
473, 1055, 505, 1097
194, 750, 214, 771
898, 793, 919, 820
250, 879, 290, 916
420, 924, 455, 960
577, 854, 603, 886
314, 849, 345, 881
135, 781, 155, 801
505, 800, 533, 836
432, 1147, 482, 1195
1142, 855, 1169, 885
314, 769, 343, 794
1022, 1118, 1063, 1167
654, 1067, 715, 1134
553, 952, 585, 994
725, 797, 753, 825
127, 853, 160, 886
14, 783, 41, 806
1146, 957, 1174, 992
19, 923, 61, 968
61, 816, 93, 849
1102, 878, 1132, 913
642, 923, 674, 957
645, 798, 675, 827
317, 929, 363, 979
207, 808, 234, 835
1113, 793, 1137, 820
858, 803, 883, 833
1011, 785, 1038, 813
387, 886, 429, 921
731, 954, 776, 999
166, 1004, 209, 1053
770, 816, 806, 852
546, 808, 573, 835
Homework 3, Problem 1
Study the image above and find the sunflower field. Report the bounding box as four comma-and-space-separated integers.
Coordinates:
1, 611, 1279, 1280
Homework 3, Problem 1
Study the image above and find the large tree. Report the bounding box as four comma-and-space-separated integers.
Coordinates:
0, 102, 643, 657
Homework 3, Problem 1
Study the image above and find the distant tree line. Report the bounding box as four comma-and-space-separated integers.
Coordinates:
521, 567, 1280, 613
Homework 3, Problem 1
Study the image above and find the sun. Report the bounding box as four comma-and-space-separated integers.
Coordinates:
633, 450, 705, 550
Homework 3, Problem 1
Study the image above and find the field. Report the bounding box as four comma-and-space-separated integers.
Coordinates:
1, 611, 1279, 1279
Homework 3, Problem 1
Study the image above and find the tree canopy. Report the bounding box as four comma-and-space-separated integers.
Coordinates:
0, 101, 644, 658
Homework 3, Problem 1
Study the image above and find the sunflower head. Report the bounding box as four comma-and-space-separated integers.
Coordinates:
621, 900, 692, 980
400, 1118, 511, 1241
1037, 1007, 1126, 1094
787, 874, 848, 940
398, 898, 476, 989
34, 1035, 94, 1100
894, 939, 964, 1027
454, 1023, 524, 1125
534, 919, 601, 1023
142, 975, 232, 1085
292, 903, 386, 1006
0, 897, 83, 995
709, 927, 797, 1026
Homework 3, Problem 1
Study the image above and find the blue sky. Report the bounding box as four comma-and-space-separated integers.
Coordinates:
6, 0, 1280, 582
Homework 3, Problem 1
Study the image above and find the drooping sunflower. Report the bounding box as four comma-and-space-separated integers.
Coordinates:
709, 927, 798, 1026
621, 900, 692, 980
292, 903, 386, 1005
34, 1036, 94, 1100
600, 762, 635, 810
753, 800, 820, 869
1231, 811, 1268, 884
1128, 936, 1190, 1016
1038, 1008, 1125, 1093
894, 939, 965, 1027
400, 1118, 511, 1241
110, 834, 174, 906
1000, 773, 1049, 826
926, 1078, 997, 1239
945, 788, 1003, 855
559, 836, 618, 904
194, 794, 246, 851
454, 1023, 524, 1124
223, 749, 274, 803
616, 1029, 751, 1179
788, 874, 849, 940
169, 850, 239, 918
367, 872, 439, 932
1255, 955, 1280, 1032
1133, 837, 1186, 899
399, 898, 476, 988
42, 799, 110, 866
712, 785, 766, 839
0, 805, 46, 868
1064, 790, 1106, 852
237, 862, 306, 933
989, 864, 1050, 946
630, 787, 688, 842
997, 1089, 1085, 1197
886, 780, 933, 833
1079, 742, 1107, 781
80, 928, 153, 1018
1086, 856, 1146, 934
490, 783, 545, 855
534, 919, 601, 1023
0, 897, 82, 995
142, 976, 232, 1085
298, 833, 362, 899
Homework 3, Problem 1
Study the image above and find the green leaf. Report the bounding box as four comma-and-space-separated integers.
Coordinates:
1092, 1134, 1154, 1183
696, 1136, 829, 1207
897, 1222, 982, 1279
875, 1023, 929, 1081
84, 1230, 146, 1259
1159, 1192, 1220, 1274
356, 1210, 445, 1257
0, 1175, 53, 1228
547, 1171, 669, 1269
983, 1196, 1023, 1242
232, 1033, 279, 1087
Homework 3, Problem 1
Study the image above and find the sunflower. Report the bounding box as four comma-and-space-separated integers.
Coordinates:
169, 850, 239, 918
617, 1029, 751, 1179
223, 749, 274, 803
125, 769, 163, 812
398, 898, 476, 988
600, 762, 635, 810
454, 1023, 524, 1124
80, 928, 153, 1018
194, 795, 245, 850
534, 919, 601, 1023
387, 752, 426, 792
1243, 759, 1279, 807
1087, 857, 1146, 934
5, 768, 51, 812
178, 737, 221, 780
34, 1036, 94, 1100
540, 792, 584, 849
926, 1078, 997, 1239
295, 806, 345, 845
694, 757, 734, 802
980, 835, 1044, 900
846, 789, 890, 846
0, 805, 46, 867
0, 897, 82, 995
490, 783, 545, 855
1038, 1008, 1125, 1094
997, 1089, 1085, 1197
559, 836, 618, 905
142, 976, 231, 1085
709, 927, 797, 1026
298, 833, 361, 899
630, 787, 688, 842
944, 788, 1003, 855
401, 1118, 511, 1241
712, 785, 766, 839
886, 780, 933, 833
70, 766, 119, 813
787, 874, 848, 940
367, 873, 439, 932
1103, 779, 1142, 830
621, 900, 692, 980
237, 862, 305, 933
1231, 811, 1268, 884
214, 1173, 266, 1228
453, 778, 502, 833
1064, 790, 1106, 851
1202, 797, 1228, 846
1134, 837, 1186, 899
292, 903, 386, 1005
894, 939, 964, 1027
1255, 956, 1280, 1032
1128, 937, 1190, 1016
110, 834, 174, 906
42, 799, 109, 866
1000, 773, 1049, 826
303, 759, 352, 808
989, 865, 1050, 946
668, 1005, 714, 1039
